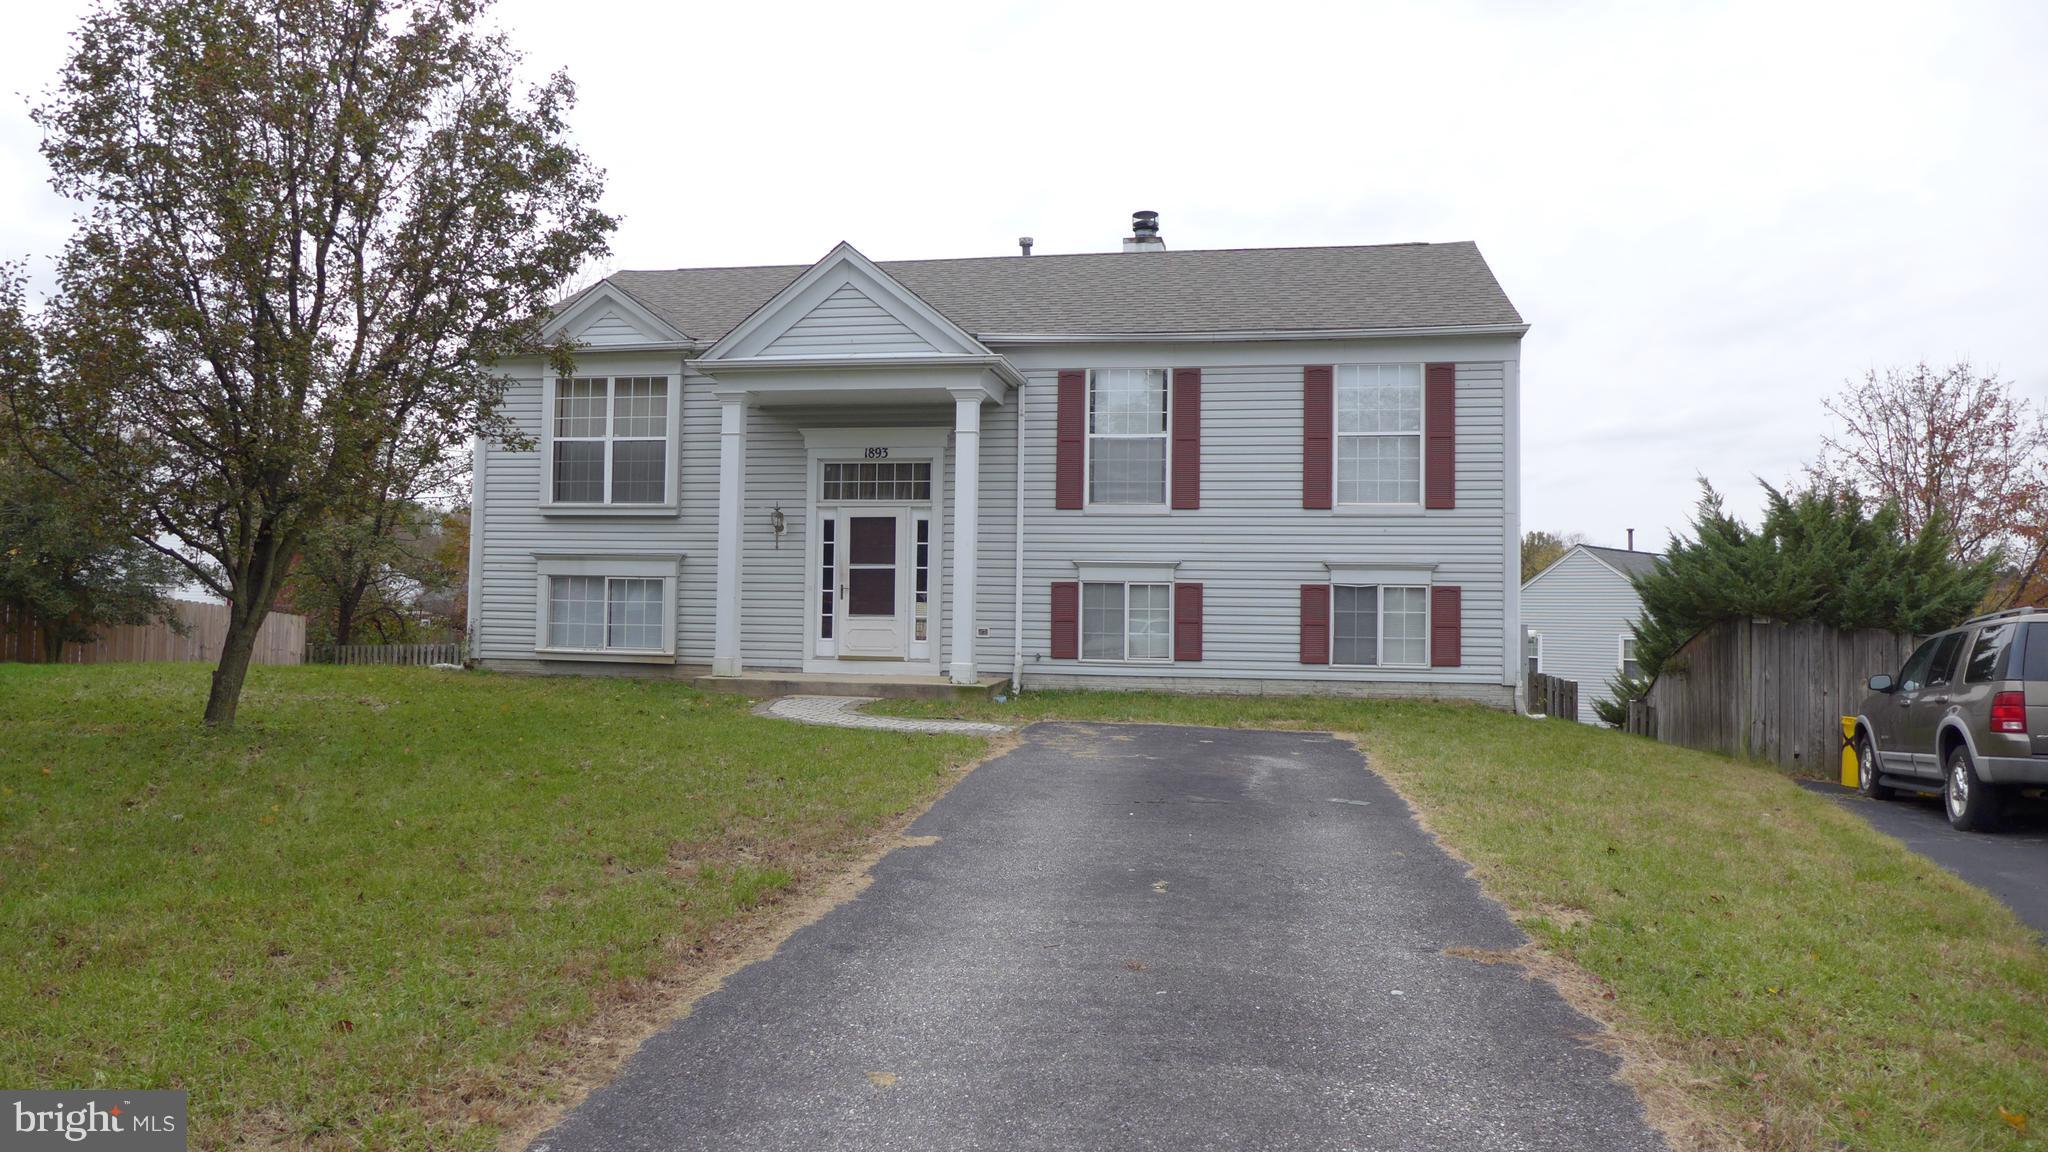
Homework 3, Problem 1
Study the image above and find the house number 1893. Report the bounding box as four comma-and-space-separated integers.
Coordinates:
863, 447, 889, 459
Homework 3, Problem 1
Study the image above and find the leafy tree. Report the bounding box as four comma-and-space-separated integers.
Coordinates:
2, 0, 613, 723
1593, 479, 1995, 725
1811, 362, 2048, 608
0, 311, 182, 661
283, 446, 466, 647
1521, 529, 1588, 584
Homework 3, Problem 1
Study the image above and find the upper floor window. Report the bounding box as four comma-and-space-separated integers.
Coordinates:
1088, 368, 1168, 506
1620, 635, 1641, 679
551, 376, 670, 505
1336, 364, 1422, 505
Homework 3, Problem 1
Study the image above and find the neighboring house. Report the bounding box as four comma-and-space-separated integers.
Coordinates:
467, 212, 1527, 704
1520, 544, 1657, 722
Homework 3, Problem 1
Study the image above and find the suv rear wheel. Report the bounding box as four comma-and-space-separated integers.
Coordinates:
1855, 733, 1893, 800
1945, 745, 2003, 832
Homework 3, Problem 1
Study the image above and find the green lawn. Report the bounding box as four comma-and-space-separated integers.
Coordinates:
0, 664, 984, 1149
875, 691, 2048, 1151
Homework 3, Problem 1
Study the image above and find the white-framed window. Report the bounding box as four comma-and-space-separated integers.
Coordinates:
533, 554, 679, 658
1331, 583, 1429, 667
1335, 364, 1423, 505
1619, 635, 1641, 679
547, 375, 672, 506
1526, 630, 1543, 680
1081, 581, 1173, 663
1087, 368, 1169, 506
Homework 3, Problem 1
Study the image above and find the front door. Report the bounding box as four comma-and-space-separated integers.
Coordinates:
837, 510, 907, 658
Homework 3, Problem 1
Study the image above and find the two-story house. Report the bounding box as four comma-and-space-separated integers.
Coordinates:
467, 213, 1527, 705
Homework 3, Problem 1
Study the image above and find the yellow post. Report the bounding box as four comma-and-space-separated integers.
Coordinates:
1839, 716, 1859, 788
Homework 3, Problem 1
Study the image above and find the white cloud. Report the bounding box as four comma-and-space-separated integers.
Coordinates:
2, 0, 2042, 547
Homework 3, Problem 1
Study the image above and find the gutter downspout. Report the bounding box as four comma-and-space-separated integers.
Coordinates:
466, 434, 487, 662
1011, 377, 1027, 695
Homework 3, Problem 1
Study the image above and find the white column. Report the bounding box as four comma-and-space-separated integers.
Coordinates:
949, 390, 983, 685
712, 390, 748, 676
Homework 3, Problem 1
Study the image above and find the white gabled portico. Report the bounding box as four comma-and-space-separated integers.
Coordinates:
695, 242, 1021, 685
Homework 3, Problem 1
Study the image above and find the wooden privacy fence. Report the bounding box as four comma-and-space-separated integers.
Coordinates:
305, 641, 467, 667
1527, 672, 1580, 720
0, 600, 305, 665
1627, 619, 1917, 771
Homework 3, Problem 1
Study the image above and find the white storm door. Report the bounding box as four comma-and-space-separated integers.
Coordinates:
836, 509, 909, 658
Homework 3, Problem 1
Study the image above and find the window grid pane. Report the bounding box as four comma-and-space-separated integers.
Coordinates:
611, 377, 668, 438
1336, 364, 1423, 505
610, 440, 666, 504
1088, 369, 1168, 505
547, 575, 606, 649
1332, 584, 1379, 666
1126, 583, 1171, 662
1382, 586, 1428, 666
554, 378, 607, 439
606, 578, 663, 650
914, 517, 930, 642
821, 461, 931, 502
552, 441, 604, 504
819, 519, 835, 640
1081, 582, 1125, 660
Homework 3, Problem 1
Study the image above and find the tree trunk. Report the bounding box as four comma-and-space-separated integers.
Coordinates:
40, 621, 66, 665
334, 582, 364, 647
205, 536, 288, 727
204, 603, 264, 726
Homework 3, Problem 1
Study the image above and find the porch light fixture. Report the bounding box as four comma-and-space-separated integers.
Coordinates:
770, 503, 786, 548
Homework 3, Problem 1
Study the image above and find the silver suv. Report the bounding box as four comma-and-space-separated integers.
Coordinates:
1852, 608, 2048, 831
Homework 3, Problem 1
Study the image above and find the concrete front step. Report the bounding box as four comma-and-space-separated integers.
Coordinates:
690, 670, 1000, 701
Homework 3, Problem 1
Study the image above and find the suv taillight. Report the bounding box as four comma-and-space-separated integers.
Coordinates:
1990, 691, 2028, 735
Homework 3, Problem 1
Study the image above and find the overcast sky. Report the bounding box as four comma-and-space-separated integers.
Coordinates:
4, 0, 2044, 550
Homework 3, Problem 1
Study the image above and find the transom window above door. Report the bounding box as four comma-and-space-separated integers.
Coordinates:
822, 461, 931, 502
1088, 368, 1168, 506
1335, 364, 1423, 505
549, 376, 671, 506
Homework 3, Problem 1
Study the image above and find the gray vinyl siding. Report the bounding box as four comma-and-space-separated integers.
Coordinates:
474, 358, 710, 664
760, 284, 938, 357
477, 336, 1518, 700
1519, 549, 1644, 722
989, 341, 1515, 690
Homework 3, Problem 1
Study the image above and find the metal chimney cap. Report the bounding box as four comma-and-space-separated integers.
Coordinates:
1131, 210, 1160, 237
1018, 236, 1034, 256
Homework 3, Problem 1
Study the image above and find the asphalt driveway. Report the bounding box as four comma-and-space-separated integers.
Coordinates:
531, 723, 1664, 1152
1798, 780, 2048, 937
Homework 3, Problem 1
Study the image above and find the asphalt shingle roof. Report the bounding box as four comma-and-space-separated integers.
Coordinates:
1581, 546, 1661, 581
599, 241, 1522, 343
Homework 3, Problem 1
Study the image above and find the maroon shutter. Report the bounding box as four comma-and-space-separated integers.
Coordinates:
1299, 584, 1330, 665
1431, 585, 1462, 667
1171, 368, 1201, 510
1425, 362, 1456, 510
1174, 582, 1203, 662
1055, 370, 1086, 510
1303, 365, 1333, 509
1050, 580, 1080, 660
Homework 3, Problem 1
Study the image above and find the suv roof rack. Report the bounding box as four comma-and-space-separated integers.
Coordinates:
1960, 606, 2039, 627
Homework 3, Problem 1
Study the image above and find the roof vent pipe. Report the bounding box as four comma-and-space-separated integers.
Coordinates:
1018, 236, 1034, 256
1627, 528, 1635, 551
1122, 210, 1165, 253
